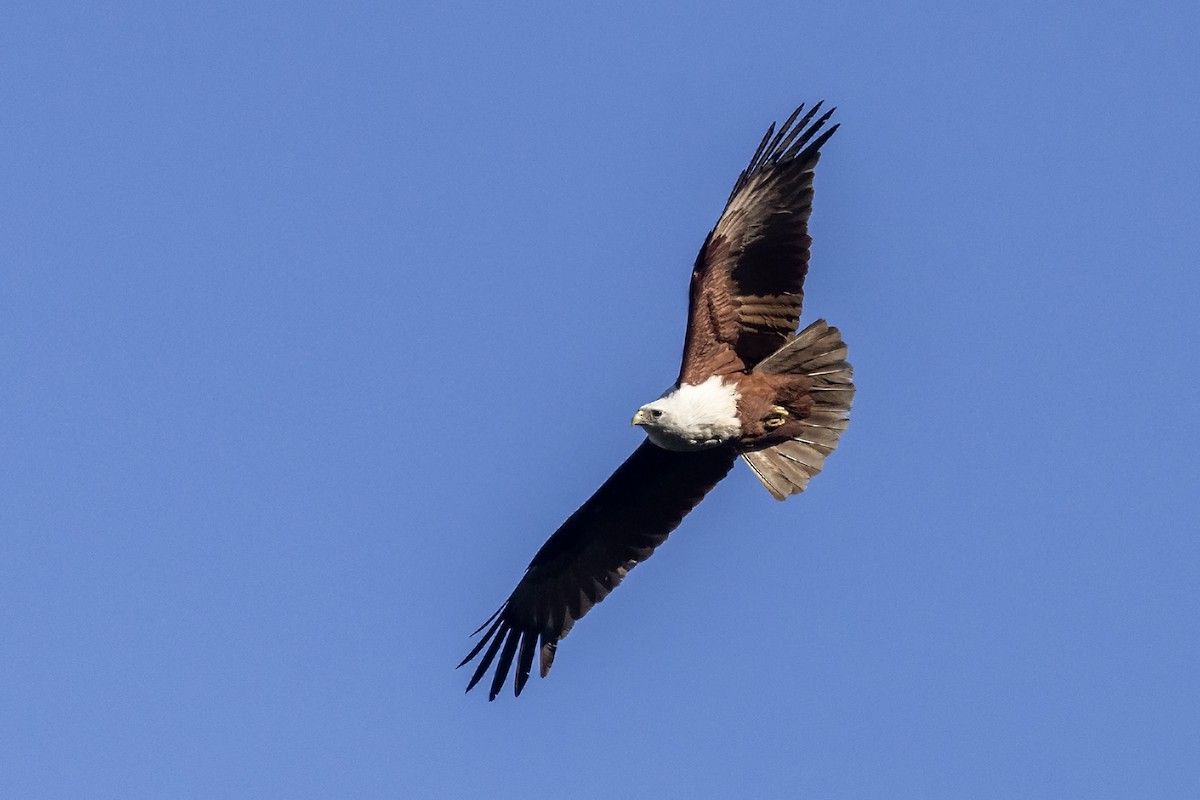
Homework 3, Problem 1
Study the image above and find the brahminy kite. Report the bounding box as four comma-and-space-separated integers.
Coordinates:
460, 102, 854, 700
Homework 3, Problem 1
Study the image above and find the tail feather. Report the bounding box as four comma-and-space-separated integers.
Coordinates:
741, 319, 854, 500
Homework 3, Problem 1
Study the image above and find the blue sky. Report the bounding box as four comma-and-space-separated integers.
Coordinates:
3, 2, 1198, 797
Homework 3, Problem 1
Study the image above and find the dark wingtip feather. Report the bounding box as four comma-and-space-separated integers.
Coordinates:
457, 613, 504, 669
470, 604, 505, 637
514, 629, 538, 696
763, 104, 805, 161
745, 122, 776, 177
726, 101, 838, 204
797, 122, 839, 167
770, 102, 823, 163
465, 620, 508, 693
488, 628, 521, 701
778, 105, 833, 160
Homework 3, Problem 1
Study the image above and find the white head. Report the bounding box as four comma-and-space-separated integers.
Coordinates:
631, 376, 742, 451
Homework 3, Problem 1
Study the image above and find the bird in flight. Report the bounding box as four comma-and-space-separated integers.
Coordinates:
460, 102, 854, 700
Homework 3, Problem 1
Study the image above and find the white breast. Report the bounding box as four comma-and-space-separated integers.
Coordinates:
640, 375, 742, 451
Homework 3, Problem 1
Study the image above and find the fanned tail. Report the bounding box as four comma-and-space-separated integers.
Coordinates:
741, 319, 854, 500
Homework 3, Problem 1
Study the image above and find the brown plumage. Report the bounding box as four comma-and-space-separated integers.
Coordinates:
679, 103, 836, 383
460, 102, 854, 699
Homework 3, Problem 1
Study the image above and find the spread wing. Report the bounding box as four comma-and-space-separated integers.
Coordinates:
459, 440, 737, 700
679, 103, 839, 384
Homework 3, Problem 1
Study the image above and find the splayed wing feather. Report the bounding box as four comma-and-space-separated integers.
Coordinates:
488, 629, 521, 701
464, 623, 508, 694
514, 629, 538, 696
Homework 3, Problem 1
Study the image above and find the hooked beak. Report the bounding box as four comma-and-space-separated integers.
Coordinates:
632, 408, 650, 427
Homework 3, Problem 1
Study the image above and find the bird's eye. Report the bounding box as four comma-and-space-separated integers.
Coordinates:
651, 409, 664, 419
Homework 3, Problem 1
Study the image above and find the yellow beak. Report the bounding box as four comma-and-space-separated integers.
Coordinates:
632, 409, 649, 427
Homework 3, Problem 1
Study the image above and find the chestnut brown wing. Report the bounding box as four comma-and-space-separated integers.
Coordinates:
679, 103, 838, 384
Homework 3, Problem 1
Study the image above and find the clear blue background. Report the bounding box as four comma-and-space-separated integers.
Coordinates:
3, 2, 1198, 797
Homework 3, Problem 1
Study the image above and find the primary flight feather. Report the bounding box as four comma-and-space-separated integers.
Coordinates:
460, 102, 854, 700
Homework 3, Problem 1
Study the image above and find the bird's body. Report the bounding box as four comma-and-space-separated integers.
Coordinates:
460, 103, 855, 700
636, 365, 828, 452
